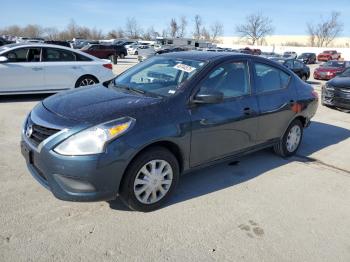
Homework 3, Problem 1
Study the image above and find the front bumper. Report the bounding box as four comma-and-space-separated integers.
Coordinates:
20, 111, 135, 202
322, 87, 350, 109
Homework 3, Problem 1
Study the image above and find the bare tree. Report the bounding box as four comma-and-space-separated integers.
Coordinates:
193, 15, 202, 40
22, 24, 44, 38
179, 16, 188, 37
107, 28, 125, 39
43, 27, 60, 40
210, 21, 224, 43
235, 13, 274, 45
125, 17, 142, 39
142, 26, 159, 40
307, 12, 343, 47
170, 18, 179, 38
201, 27, 210, 41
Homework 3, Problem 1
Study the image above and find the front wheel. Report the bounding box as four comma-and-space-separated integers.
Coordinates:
301, 75, 307, 81
119, 147, 179, 212
274, 119, 303, 157
119, 53, 125, 59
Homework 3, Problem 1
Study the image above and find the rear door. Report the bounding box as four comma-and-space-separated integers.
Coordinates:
190, 59, 259, 167
0, 47, 45, 93
41, 47, 81, 90
252, 62, 297, 142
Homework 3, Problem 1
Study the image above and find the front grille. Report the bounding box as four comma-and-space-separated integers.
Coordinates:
30, 125, 60, 146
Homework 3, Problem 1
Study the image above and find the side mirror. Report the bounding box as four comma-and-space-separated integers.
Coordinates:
0, 56, 8, 63
193, 90, 224, 104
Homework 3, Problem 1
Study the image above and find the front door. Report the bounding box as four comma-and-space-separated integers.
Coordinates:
190, 60, 259, 167
0, 47, 44, 93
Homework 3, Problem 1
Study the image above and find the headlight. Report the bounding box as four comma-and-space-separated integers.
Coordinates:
325, 83, 334, 91
54, 117, 135, 156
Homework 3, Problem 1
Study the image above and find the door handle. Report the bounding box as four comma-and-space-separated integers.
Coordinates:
243, 107, 252, 115
71, 66, 80, 69
32, 67, 43, 71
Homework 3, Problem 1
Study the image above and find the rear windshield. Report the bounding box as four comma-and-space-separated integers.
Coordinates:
323, 61, 345, 67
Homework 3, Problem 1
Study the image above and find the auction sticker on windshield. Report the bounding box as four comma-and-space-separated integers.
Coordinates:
174, 63, 196, 73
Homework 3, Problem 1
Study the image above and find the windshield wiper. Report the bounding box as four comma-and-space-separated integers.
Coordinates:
113, 84, 146, 95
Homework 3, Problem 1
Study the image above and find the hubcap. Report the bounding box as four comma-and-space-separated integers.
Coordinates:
133, 160, 173, 204
80, 78, 95, 86
286, 125, 301, 152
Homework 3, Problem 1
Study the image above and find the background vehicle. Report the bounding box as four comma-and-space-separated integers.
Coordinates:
282, 51, 297, 59
297, 53, 316, 64
44, 40, 71, 48
21, 52, 318, 211
137, 45, 156, 62
317, 50, 341, 62
156, 47, 189, 54
314, 60, 350, 80
271, 58, 310, 81
0, 37, 13, 46
81, 44, 127, 59
322, 67, 350, 109
239, 47, 261, 55
0, 43, 114, 94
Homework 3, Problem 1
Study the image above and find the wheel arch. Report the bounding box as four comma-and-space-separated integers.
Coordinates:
75, 74, 99, 88
118, 140, 185, 193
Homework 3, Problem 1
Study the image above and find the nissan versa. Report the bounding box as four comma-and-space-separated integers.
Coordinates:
21, 52, 318, 211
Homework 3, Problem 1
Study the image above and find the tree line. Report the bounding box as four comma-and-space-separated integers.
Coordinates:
0, 11, 343, 47
0, 15, 224, 43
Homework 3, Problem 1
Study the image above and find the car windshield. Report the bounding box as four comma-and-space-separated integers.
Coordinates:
339, 68, 350, 77
322, 61, 344, 67
114, 56, 206, 97
298, 53, 310, 58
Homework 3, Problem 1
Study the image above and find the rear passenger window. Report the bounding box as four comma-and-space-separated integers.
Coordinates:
43, 48, 76, 62
254, 63, 290, 93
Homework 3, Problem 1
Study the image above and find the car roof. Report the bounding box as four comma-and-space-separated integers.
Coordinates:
160, 51, 254, 62
0, 42, 101, 61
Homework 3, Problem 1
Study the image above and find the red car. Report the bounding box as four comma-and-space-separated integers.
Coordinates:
314, 60, 350, 80
317, 50, 341, 62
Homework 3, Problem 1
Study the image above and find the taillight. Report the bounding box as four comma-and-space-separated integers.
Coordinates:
103, 63, 113, 70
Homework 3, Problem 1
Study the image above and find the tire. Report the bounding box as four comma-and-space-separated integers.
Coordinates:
274, 119, 303, 157
135, 51, 138, 55
75, 75, 98, 88
119, 147, 180, 212
301, 75, 307, 81
119, 53, 125, 59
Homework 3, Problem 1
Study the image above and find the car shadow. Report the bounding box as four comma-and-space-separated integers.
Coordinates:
0, 93, 52, 103
106, 121, 350, 211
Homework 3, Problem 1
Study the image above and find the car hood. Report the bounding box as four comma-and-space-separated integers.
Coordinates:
316, 67, 342, 72
328, 77, 350, 88
42, 85, 162, 124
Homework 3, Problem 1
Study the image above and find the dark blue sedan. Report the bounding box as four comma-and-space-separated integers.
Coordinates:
21, 52, 318, 211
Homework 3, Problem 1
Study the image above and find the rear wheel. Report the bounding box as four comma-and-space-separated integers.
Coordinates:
119, 53, 125, 59
119, 147, 179, 212
301, 74, 307, 81
75, 76, 98, 88
274, 119, 303, 157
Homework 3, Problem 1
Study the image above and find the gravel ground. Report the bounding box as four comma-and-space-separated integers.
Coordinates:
0, 57, 349, 262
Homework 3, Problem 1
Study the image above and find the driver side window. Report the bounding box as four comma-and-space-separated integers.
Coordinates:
197, 61, 250, 98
